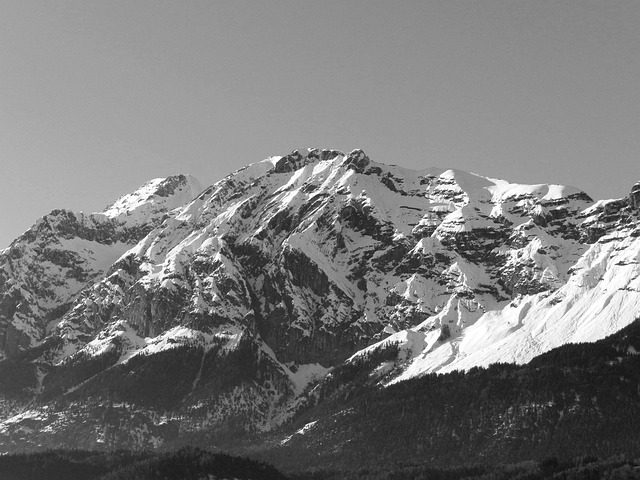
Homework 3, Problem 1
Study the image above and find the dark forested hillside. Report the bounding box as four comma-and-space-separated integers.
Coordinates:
256, 319, 640, 473
0, 448, 288, 480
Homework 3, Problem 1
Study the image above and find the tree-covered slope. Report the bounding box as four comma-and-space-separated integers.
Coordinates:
257, 319, 640, 473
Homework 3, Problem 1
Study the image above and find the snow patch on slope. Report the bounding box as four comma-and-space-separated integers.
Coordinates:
103, 174, 203, 225
386, 232, 640, 382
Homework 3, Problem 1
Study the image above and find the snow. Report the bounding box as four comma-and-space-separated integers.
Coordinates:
120, 325, 243, 364
486, 179, 583, 203
102, 174, 203, 224
259, 342, 330, 396
288, 363, 331, 396
280, 420, 319, 445
385, 232, 640, 381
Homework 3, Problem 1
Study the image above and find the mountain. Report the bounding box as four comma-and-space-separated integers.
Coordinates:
0, 148, 639, 458
0, 174, 202, 359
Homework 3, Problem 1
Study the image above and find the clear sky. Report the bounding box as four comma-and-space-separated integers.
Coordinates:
1, 0, 639, 248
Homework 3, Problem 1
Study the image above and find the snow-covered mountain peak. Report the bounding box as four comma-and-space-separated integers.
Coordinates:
3, 147, 640, 452
416, 167, 590, 205
0, 174, 204, 360
102, 174, 203, 224
271, 147, 345, 174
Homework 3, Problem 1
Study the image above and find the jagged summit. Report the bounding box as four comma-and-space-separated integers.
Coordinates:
271, 147, 345, 173
628, 180, 640, 208
102, 174, 203, 223
0, 174, 203, 358
1, 148, 639, 452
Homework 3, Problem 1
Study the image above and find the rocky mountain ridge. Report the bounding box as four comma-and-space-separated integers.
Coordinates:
0, 148, 639, 452
0, 174, 202, 359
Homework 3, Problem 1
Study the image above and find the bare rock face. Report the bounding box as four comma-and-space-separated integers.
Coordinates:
341, 149, 371, 173
578, 181, 640, 243
1, 148, 639, 453
2, 324, 31, 357
629, 182, 640, 210
274, 148, 344, 174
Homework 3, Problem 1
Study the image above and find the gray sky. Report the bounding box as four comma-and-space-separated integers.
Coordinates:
1, 0, 639, 248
